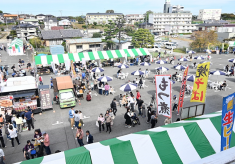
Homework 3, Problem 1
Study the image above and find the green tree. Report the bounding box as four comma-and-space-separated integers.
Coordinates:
221, 13, 235, 20
0, 10, 3, 14
10, 30, 17, 37
93, 22, 97, 26
144, 10, 153, 22
61, 41, 66, 52
131, 28, 154, 48
92, 32, 102, 38
29, 37, 42, 48
77, 16, 84, 24
102, 20, 117, 50
106, 10, 114, 13
115, 16, 125, 48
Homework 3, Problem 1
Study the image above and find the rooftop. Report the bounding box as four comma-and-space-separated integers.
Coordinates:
40, 29, 83, 40
51, 26, 64, 30
4, 14, 18, 17
43, 17, 57, 22
12, 23, 37, 30
66, 38, 102, 44
196, 23, 224, 27
23, 19, 38, 22
86, 13, 123, 16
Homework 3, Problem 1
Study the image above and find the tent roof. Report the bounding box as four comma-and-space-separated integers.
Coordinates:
17, 111, 235, 164
8, 38, 23, 48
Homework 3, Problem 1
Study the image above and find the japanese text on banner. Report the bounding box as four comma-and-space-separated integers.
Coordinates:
155, 75, 172, 118
221, 93, 235, 151
178, 67, 189, 112
190, 62, 210, 103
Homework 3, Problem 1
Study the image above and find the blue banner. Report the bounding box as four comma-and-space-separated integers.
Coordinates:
221, 92, 235, 151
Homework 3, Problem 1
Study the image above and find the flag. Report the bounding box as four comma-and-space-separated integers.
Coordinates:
177, 67, 189, 113
221, 93, 235, 151
190, 62, 210, 103
155, 75, 172, 118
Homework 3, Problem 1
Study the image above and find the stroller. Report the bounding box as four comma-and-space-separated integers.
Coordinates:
131, 112, 140, 127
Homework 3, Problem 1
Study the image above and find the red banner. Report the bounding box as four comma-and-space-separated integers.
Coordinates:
177, 67, 189, 113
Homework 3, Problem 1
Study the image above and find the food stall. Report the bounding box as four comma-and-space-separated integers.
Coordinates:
0, 76, 40, 114
0, 95, 14, 116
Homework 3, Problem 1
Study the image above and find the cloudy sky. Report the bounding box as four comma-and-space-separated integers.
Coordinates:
1, 0, 234, 16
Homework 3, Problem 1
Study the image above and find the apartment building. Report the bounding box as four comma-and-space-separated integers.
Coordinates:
149, 13, 196, 35
125, 14, 144, 25
198, 9, 221, 21
12, 23, 38, 40
86, 13, 123, 24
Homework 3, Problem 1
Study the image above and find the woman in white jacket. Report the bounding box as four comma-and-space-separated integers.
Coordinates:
8, 125, 20, 147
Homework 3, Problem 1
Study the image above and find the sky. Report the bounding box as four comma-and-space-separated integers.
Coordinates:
1, 0, 234, 16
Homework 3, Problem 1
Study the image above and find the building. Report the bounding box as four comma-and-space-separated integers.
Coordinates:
198, 9, 221, 21
138, 22, 154, 32
58, 19, 71, 28
51, 26, 64, 30
86, 13, 123, 24
43, 17, 58, 30
4, 14, 18, 20
149, 13, 196, 35
36, 14, 54, 21
163, 0, 171, 13
12, 23, 38, 40
163, 0, 189, 13
125, 14, 144, 25
57, 16, 70, 20
66, 38, 104, 53
39, 29, 84, 46
20, 19, 39, 26
217, 26, 235, 42
19, 14, 35, 19
196, 23, 224, 31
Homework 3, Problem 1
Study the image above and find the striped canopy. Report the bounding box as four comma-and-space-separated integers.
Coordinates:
174, 65, 186, 70
187, 75, 195, 82
118, 64, 129, 69
35, 48, 150, 66
228, 59, 235, 63
131, 70, 144, 76
156, 60, 167, 64
140, 62, 151, 66
194, 56, 205, 60
178, 58, 189, 61
120, 83, 137, 92
17, 111, 234, 164
97, 76, 113, 82
210, 70, 226, 75
92, 67, 104, 73
9, 38, 23, 48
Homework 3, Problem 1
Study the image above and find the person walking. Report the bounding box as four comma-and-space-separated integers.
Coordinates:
69, 108, 75, 129
110, 98, 117, 116
41, 132, 51, 155
105, 113, 112, 133
24, 140, 35, 160
24, 108, 34, 131
104, 83, 110, 96
74, 110, 80, 129
137, 97, 144, 116
8, 125, 20, 147
0, 126, 6, 148
136, 90, 140, 104
76, 127, 84, 146
146, 104, 153, 123
39, 76, 43, 85
97, 114, 105, 133
86, 131, 94, 144
139, 78, 143, 89
124, 108, 132, 128
15, 114, 23, 133
0, 148, 5, 164
150, 112, 158, 128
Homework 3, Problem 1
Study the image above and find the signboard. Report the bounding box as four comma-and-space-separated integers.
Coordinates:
40, 90, 52, 110
155, 75, 171, 118
221, 93, 235, 151
0, 95, 13, 108
178, 67, 189, 113
70, 60, 77, 79
190, 62, 210, 103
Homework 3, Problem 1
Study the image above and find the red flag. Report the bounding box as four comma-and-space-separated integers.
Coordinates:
177, 67, 189, 113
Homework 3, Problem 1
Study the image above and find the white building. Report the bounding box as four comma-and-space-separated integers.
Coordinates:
198, 9, 221, 21
58, 19, 71, 28
12, 23, 38, 40
125, 14, 144, 25
86, 13, 123, 24
44, 18, 58, 30
20, 19, 39, 26
149, 13, 196, 35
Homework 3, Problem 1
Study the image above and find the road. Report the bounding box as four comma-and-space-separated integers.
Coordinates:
0, 43, 235, 163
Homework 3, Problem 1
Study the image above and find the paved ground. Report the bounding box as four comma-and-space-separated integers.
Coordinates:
0, 45, 235, 163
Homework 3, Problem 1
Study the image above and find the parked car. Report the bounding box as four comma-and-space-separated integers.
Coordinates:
165, 42, 176, 49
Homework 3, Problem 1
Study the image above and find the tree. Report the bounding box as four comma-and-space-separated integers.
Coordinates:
125, 26, 136, 36
144, 10, 153, 22
106, 10, 114, 13
92, 32, 102, 38
190, 31, 219, 51
10, 30, 17, 37
221, 13, 235, 20
77, 16, 84, 24
131, 28, 154, 48
0, 10, 3, 14
102, 20, 117, 50
93, 22, 97, 26
29, 37, 42, 48
115, 16, 125, 48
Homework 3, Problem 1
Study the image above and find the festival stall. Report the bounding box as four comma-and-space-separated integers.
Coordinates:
16, 111, 235, 164
8, 38, 24, 56
0, 76, 39, 114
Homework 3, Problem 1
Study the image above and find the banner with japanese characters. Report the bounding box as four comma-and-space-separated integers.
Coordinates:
155, 75, 172, 118
190, 62, 210, 103
177, 67, 189, 113
221, 92, 235, 151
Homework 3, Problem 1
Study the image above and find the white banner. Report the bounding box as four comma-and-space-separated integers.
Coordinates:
155, 75, 172, 118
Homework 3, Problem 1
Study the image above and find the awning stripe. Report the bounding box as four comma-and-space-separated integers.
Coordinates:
131, 49, 139, 56
167, 126, 201, 164
115, 50, 123, 58
93, 51, 100, 60
124, 49, 131, 57
110, 50, 118, 58
63, 54, 69, 61
57, 54, 64, 63
52, 55, 59, 64
83, 52, 91, 61
101, 51, 109, 60
143, 48, 150, 55
41, 152, 66, 164
68, 53, 75, 62
106, 50, 114, 59
140, 48, 147, 55
73, 53, 80, 62
136, 49, 143, 56
97, 51, 105, 60
78, 53, 84, 61
35, 56, 42, 65
64, 147, 92, 164
127, 49, 136, 57
47, 55, 53, 64
41, 56, 48, 66
88, 52, 95, 60
119, 50, 126, 58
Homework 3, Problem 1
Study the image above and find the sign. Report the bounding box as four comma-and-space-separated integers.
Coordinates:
70, 60, 77, 79
190, 62, 210, 103
221, 93, 235, 151
0, 96, 13, 108
155, 75, 172, 118
178, 67, 189, 112
40, 90, 52, 110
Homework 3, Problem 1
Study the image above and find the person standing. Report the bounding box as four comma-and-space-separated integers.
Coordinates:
105, 113, 112, 133
42, 132, 51, 155
76, 127, 84, 146
172, 95, 178, 113
69, 108, 75, 129
117, 69, 121, 78
0, 126, 6, 148
86, 131, 94, 144
8, 125, 20, 147
137, 97, 144, 116
124, 108, 132, 128
39, 76, 43, 85
24, 108, 34, 131
0, 148, 5, 164
74, 110, 80, 129
136, 90, 140, 104
110, 98, 117, 116
146, 104, 153, 123
150, 112, 158, 128
97, 114, 105, 133
129, 95, 135, 112
78, 111, 84, 126
15, 114, 23, 133
104, 83, 110, 96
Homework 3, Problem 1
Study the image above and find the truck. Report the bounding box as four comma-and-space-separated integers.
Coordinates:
52, 76, 76, 108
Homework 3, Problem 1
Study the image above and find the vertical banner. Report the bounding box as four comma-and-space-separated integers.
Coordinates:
70, 60, 76, 79
155, 75, 172, 118
178, 66, 189, 113
190, 62, 210, 103
221, 93, 235, 151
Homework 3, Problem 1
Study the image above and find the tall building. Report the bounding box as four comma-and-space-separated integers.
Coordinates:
86, 13, 123, 24
163, 0, 171, 13
198, 9, 222, 21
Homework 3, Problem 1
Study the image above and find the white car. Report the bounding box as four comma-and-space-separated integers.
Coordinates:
165, 42, 176, 49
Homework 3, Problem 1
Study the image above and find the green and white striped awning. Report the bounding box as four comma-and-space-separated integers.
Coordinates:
8, 38, 23, 49
16, 111, 235, 164
35, 48, 150, 66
